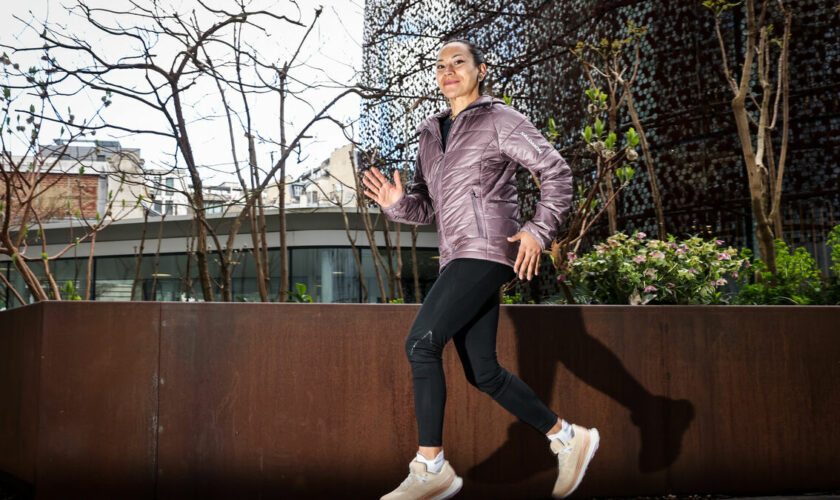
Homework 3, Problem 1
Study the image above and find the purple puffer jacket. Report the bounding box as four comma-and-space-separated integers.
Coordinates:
381, 94, 574, 274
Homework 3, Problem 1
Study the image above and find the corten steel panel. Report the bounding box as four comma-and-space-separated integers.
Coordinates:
659, 306, 840, 494
3, 302, 839, 498
155, 303, 840, 499
0, 303, 42, 485
156, 303, 421, 500
34, 301, 160, 499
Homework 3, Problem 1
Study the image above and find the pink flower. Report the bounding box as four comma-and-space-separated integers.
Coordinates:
650, 250, 665, 259
557, 274, 567, 281
688, 267, 696, 274
675, 248, 685, 255
633, 254, 647, 263
636, 232, 647, 239
717, 252, 731, 260
714, 239, 724, 245
714, 278, 727, 286
566, 252, 577, 262
666, 282, 675, 288
732, 271, 739, 278
644, 285, 657, 293
744, 261, 752, 268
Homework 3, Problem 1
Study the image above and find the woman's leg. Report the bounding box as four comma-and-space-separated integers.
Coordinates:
452, 267, 558, 435
405, 258, 514, 451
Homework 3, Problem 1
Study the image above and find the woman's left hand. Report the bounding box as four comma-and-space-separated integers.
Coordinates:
507, 231, 541, 280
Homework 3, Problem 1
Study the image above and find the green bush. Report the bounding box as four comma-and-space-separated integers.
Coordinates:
558, 231, 744, 304
284, 282, 313, 303
502, 292, 534, 304
734, 229, 839, 305
825, 225, 840, 304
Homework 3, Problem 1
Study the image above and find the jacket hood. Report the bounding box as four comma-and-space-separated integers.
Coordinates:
416, 94, 507, 135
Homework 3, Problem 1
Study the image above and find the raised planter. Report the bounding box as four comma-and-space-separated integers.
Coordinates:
1, 302, 838, 499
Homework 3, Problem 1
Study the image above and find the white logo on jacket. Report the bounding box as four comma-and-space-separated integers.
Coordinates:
519, 131, 543, 154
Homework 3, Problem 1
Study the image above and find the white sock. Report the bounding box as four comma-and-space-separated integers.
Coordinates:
547, 419, 575, 443
415, 450, 445, 474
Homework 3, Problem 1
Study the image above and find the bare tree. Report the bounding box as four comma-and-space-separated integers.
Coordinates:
1, 50, 137, 302
703, 0, 792, 273
570, 20, 666, 239
16, 0, 387, 301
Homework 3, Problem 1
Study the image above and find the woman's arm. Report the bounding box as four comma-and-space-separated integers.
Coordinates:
380, 156, 436, 226
499, 116, 574, 251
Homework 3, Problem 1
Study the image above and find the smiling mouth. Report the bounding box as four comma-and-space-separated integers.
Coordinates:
444, 81, 458, 85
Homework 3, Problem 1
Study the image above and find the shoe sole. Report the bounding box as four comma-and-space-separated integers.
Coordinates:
429, 475, 463, 500
553, 428, 600, 499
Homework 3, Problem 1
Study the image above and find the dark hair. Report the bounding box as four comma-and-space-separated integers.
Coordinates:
441, 38, 488, 94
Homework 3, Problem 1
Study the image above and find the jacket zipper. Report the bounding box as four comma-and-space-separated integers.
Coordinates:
429, 100, 487, 199
471, 188, 486, 238
423, 98, 499, 244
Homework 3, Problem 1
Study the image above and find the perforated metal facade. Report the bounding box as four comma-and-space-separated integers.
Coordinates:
361, 1, 839, 300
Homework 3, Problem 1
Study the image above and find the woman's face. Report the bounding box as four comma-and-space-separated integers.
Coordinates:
436, 42, 486, 101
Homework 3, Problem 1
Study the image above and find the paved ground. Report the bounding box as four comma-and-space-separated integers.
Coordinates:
2, 480, 838, 500
593, 495, 840, 500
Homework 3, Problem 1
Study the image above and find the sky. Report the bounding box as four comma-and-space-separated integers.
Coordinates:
0, 0, 365, 185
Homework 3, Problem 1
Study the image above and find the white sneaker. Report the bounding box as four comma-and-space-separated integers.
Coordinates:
550, 424, 600, 498
381, 458, 463, 500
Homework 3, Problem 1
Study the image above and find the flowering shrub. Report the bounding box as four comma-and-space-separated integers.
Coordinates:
557, 231, 745, 304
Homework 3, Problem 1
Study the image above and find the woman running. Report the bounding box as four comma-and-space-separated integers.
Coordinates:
362, 38, 599, 500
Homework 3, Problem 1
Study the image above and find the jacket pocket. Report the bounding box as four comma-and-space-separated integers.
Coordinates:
470, 188, 486, 238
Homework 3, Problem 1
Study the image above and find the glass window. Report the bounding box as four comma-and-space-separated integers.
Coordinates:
95, 253, 197, 301
289, 247, 362, 303
2, 245, 441, 308
2, 257, 88, 305
359, 247, 439, 303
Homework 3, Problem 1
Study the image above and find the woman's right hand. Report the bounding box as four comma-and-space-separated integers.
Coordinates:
362, 167, 404, 208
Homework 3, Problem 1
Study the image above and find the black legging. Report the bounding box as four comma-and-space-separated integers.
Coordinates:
405, 257, 558, 447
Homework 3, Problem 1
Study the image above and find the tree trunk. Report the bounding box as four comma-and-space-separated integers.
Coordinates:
625, 89, 666, 239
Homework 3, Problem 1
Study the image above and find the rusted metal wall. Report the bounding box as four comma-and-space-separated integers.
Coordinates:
1, 302, 839, 499
0, 304, 41, 484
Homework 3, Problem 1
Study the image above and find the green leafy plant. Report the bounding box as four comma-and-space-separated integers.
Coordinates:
502, 292, 534, 304
388, 297, 405, 303
825, 225, 840, 304
734, 239, 825, 305
284, 282, 313, 303
559, 231, 744, 304
62, 280, 81, 300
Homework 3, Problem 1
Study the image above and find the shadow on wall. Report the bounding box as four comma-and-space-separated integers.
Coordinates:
466, 306, 696, 483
